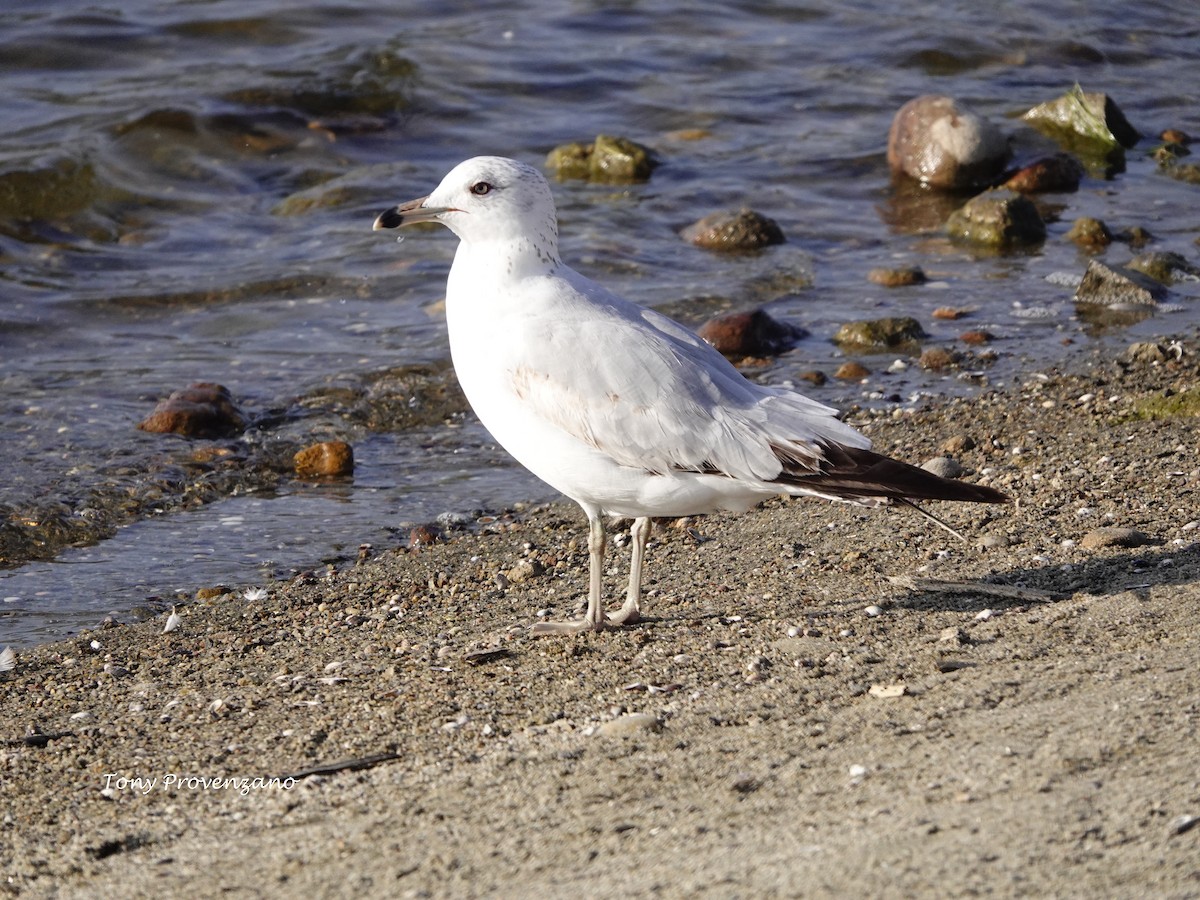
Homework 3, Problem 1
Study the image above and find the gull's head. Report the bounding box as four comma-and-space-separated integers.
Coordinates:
373, 157, 559, 261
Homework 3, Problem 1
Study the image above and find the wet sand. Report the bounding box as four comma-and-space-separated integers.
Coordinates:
2, 343, 1199, 898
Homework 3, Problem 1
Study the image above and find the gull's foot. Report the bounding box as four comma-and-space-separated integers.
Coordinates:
529, 608, 640, 635
530, 616, 604, 636
606, 603, 641, 626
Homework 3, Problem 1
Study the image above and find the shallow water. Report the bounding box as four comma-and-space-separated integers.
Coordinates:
2, 0, 1199, 645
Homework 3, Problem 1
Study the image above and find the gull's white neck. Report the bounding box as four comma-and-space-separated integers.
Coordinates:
449, 234, 562, 290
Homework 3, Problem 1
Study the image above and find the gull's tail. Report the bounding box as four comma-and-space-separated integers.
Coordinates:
775, 442, 1010, 506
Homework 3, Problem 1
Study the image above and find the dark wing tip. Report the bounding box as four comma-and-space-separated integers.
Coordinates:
779, 443, 1010, 505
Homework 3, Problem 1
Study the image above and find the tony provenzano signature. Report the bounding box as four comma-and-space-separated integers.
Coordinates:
101, 773, 297, 797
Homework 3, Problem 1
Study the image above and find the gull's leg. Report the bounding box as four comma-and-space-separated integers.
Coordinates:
531, 510, 609, 635
608, 516, 650, 625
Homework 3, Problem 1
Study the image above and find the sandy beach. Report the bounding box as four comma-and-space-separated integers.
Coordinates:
2, 340, 1199, 898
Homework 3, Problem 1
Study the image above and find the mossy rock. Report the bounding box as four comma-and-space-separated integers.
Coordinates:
946, 189, 1045, 248
545, 135, 657, 183
833, 316, 927, 350
1021, 84, 1140, 156
1125, 251, 1200, 284
1065, 216, 1112, 248
1123, 387, 1200, 422
1160, 160, 1200, 185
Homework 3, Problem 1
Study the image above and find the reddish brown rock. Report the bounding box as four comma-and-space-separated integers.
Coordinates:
834, 361, 870, 381
941, 434, 976, 453
1003, 153, 1084, 193
887, 95, 1010, 189
137, 383, 245, 438
959, 330, 994, 346
293, 440, 354, 477
932, 306, 968, 320
682, 209, 785, 251
696, 309, 805, 358
408, 523, 442, 547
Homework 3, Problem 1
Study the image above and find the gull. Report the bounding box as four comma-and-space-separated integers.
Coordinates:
373, 157, 1008, 634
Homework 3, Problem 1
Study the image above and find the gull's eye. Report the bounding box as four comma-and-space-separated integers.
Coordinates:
470, 181, 494, 196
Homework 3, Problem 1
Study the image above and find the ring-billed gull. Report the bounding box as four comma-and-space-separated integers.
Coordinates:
373, 157, 1007, 634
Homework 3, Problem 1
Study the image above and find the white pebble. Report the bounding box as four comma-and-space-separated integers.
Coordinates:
864, 605, 883, 617
597, 713, 661, 736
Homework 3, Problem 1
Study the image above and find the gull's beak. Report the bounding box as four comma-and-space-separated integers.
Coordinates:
372, 195, 453, 230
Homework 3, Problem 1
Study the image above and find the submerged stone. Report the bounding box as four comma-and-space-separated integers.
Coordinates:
1126, 251, 1200, 285
867, 266, 927, 287
681, 209, 785, 251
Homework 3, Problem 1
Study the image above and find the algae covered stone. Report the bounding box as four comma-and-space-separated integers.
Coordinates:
833, 317, 927, 350
545, 135, 657, 183
1021, 84, 1141, 155
1066, 217, 1112, 249
1125, 251, 1200, 285
946, 189, 1045, 248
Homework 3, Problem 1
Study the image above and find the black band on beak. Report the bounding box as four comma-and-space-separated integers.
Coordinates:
374, 207, 405, 229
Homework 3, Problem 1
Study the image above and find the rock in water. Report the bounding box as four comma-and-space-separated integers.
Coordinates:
545, 135, 657, 183
137, 383, 245, 438
697, 309, 805, 358
833, 317, 927, 350
293, 440, 355, 477
1003, 153, 1085, 193
887, 95, 1010, 189
681, 209, 785, 251
1074, 260, 1168, 307
1022, 85, 1141, 154
946, 189, 1045, 248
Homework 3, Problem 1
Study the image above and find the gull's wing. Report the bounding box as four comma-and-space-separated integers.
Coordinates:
506, 269, 869, 484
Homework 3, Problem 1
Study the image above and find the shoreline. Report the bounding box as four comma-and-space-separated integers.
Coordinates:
2, 347, 1199, 897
